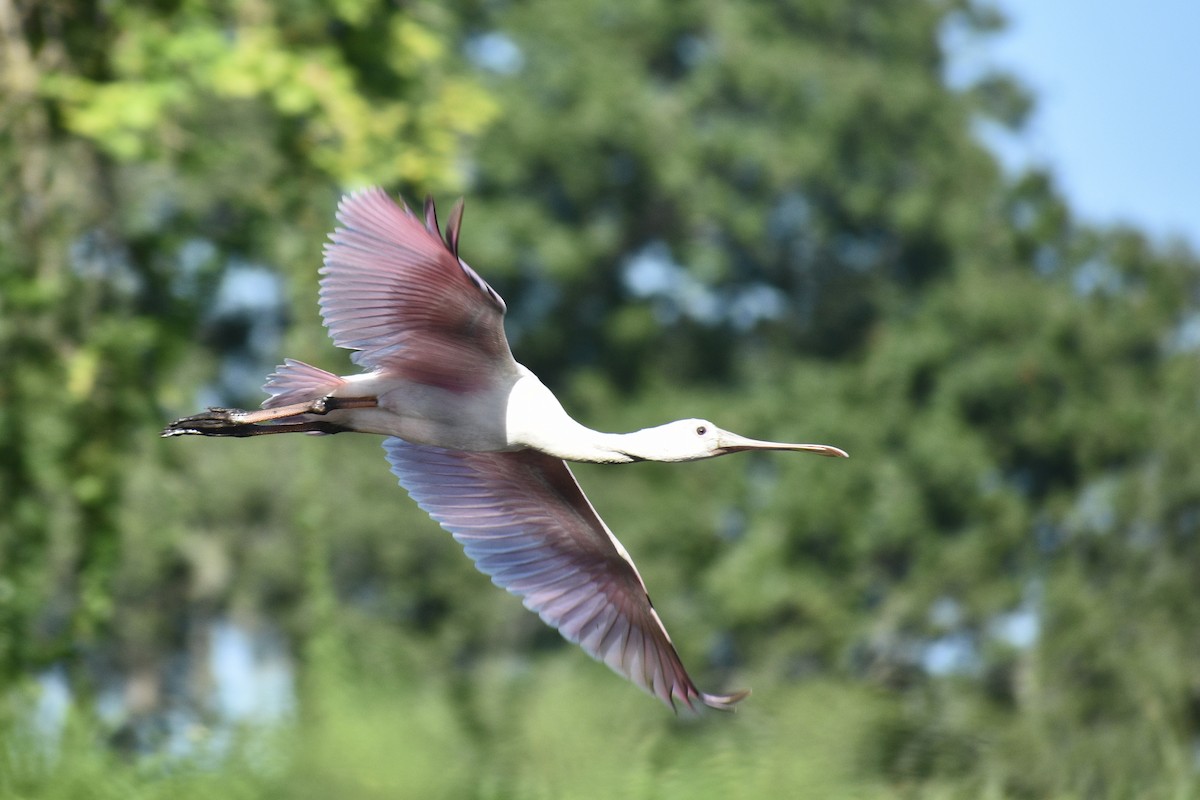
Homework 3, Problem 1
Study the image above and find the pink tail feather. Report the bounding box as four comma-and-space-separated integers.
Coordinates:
261, 359, 345, 408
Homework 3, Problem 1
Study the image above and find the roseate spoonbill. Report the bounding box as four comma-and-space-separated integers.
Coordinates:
163, 188, 848, 712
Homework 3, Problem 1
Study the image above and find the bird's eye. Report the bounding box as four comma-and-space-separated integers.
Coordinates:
695, 425, 707, 436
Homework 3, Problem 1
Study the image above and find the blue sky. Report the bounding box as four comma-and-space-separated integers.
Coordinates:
975, 1, 1199, 249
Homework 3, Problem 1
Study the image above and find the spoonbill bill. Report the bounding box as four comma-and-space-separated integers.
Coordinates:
163, 188, 848, 712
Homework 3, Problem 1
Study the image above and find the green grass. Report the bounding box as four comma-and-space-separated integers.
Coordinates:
6, 653, 1195, 799
1, 657, 897, 800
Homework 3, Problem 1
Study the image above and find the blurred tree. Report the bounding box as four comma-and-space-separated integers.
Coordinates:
436, 0, 1200, 793
697, 174, 1200, 794
0, 0, 493, 739
448, 0, 1023, 388
2, 0, 1198, 795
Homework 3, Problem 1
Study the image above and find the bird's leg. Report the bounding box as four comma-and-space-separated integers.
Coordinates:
161, 396, 377, 438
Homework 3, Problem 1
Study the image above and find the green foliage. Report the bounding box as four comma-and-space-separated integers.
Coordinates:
2, 646, 899, 800
41, 0, 495, 187
0, 0, 494, 703
455, 0, 1006, 383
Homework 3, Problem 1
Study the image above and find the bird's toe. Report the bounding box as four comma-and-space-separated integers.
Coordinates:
161, 408, 249, 437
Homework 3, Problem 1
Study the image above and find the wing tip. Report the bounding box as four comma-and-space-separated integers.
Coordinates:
328, 188, 468, 265
668, 686, 751, 715
701, 687, 751, 711
422, 194, 440, 235
445, 197, 465, 257
670, 687, 750, 714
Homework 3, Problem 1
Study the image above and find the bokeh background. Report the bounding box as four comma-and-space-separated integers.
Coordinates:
3, 1, 1198, 797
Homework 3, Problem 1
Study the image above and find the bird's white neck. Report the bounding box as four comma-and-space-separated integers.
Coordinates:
505, 370, 653, 464
555, 431, 647, 464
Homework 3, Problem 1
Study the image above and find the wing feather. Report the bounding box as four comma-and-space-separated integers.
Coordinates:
320, 188, 515, 391
384, 438, 748, 712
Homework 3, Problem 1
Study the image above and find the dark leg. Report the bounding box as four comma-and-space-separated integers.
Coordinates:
161, 395, 377, 438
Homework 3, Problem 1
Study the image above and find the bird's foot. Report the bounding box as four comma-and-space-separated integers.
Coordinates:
161, 395, 377, 438
162, 407, 261, 438
162, 395, 378, 438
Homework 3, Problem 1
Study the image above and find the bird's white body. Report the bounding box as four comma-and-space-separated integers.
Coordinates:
309, 363, 617, 459
324, 367, 520, 451
166, 187, 847, 713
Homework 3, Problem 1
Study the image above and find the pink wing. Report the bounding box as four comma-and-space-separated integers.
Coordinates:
384, 438, 749, 712
320, 188, 515, 392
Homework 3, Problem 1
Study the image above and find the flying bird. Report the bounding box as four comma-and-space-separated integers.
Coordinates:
163, 188, 848, 712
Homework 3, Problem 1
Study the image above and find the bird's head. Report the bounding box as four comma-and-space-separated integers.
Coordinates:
621, 418, 849, 463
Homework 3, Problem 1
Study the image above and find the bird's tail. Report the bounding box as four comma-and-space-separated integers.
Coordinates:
261, 358, 346, 408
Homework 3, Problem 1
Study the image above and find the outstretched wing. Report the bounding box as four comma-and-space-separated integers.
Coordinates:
384, 438, 748, 712
320, 188, 516, 392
